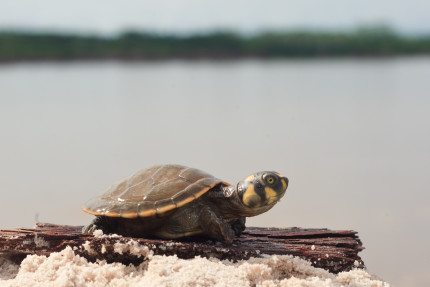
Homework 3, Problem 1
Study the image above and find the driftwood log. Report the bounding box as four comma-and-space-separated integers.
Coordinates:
0, 223, 364, 273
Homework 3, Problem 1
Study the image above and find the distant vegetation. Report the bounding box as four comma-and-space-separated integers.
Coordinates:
1, 26, 430, 61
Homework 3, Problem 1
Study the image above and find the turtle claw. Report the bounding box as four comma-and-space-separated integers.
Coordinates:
231, 217, 246, 236
82, 224, 98, 235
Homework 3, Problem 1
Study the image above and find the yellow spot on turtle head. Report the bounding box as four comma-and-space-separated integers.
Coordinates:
245, 175, 256, 182
242, 184, 262, 208
281, 178, 288, 191
264, 187, 279, 205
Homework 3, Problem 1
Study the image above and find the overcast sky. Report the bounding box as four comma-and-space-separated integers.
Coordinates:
2, 0, 430, 34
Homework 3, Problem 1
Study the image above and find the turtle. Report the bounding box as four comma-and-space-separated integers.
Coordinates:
82, 164, 289, 244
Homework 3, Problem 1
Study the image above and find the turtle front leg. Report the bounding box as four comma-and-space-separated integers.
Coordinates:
231, 217, 246, 236
199, 206, 235, 244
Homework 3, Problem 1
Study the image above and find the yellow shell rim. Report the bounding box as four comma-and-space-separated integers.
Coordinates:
82, 180, 227, 219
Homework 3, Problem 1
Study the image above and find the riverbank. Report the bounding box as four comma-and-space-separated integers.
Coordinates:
1, 26, 429, 61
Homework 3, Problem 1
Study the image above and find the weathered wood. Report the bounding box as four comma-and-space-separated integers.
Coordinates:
0, 223, 364, 273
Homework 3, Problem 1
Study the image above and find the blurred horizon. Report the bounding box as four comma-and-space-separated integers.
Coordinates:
3, 1, 430, 61
1, 24, 430, 61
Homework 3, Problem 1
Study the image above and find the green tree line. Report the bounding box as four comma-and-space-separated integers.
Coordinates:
1, 27, 429, 61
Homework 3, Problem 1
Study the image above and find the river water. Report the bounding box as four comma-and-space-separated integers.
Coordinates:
0, 58, 429, 286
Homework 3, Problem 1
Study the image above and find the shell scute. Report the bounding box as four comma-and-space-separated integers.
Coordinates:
83, 164, 224, 218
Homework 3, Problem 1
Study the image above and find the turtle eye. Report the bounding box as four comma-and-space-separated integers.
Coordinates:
264, 174, 277, 185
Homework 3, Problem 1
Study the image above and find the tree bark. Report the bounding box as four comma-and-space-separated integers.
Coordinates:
0, 223, 364, 273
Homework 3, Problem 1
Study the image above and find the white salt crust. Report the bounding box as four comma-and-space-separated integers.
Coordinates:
92, 230, 104, 238
0, 241, 389, 287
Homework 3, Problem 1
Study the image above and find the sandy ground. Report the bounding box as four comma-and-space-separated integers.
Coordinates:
0, 238, 389, 287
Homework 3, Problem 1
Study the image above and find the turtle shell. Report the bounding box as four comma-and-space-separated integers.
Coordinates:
83, 164, 225, 219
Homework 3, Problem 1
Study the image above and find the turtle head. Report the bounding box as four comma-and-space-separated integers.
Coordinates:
236, 171, 288, 214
